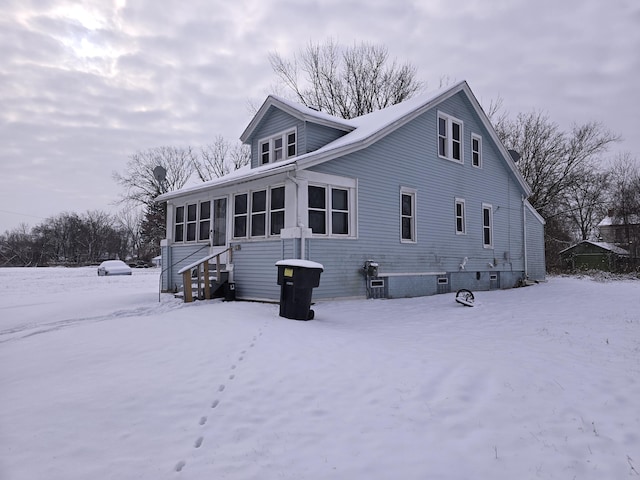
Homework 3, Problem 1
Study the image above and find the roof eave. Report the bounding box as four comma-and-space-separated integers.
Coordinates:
239, 96, 354, 143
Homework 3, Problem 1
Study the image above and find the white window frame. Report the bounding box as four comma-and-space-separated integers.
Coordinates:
307, 182, 357, 238
455, 198, 466, 235
437, 112, 464, 163
482, 203, 493, 248
233, 193, 248, 239
400, 187, 417, 243
233, 186, 286, 239
174, 201, 211, 243
174, 205, 185, 242
258, 128, 297, 164
471, 133, 482, 168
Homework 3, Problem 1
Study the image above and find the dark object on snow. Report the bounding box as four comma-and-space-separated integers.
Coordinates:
276, 260, 324, 320
455, 289, 475, 307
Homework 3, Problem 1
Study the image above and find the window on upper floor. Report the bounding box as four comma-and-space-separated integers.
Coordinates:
482, 203, 493, 248
438, 112, 463, 163
471, 133, 482, 168
455, 198, 466, 235
401, 187, 417, 243
259, 129, 297, 164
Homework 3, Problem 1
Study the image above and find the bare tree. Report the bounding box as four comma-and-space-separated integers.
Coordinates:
116, 204, 144, 259
269, 39, 424, 119
113, 146, 195, 206
607, 153, 640, 260
193, 136, 251, 182
113, 146, 194, 257
562, 170, 610, 241
494, 111, 619, 218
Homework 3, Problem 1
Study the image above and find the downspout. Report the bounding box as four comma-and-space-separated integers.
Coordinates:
286, 171, 305, 260
522, 196, 528, 279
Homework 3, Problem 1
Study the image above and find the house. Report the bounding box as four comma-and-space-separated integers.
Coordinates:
597, 212, 640, 260
559, 240, 629, 271
157, 80, 546, 302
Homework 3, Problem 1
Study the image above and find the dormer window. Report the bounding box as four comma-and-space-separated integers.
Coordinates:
259, 129, 297, 164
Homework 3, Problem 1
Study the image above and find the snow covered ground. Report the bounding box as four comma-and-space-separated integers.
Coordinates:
1, 267, 639, 480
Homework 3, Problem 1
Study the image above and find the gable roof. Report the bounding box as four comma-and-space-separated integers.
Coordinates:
158, 80, 532, 202
240, 95, 355, 142
597, 214, 640, 227
559, 240, 630, 256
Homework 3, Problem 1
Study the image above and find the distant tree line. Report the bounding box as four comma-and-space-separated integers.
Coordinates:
0, 211, 129, 266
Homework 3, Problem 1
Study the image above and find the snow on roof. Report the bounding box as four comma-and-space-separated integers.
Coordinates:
159, 80, 531, 202
559, 240, 629, 256
597, 215, 640, 227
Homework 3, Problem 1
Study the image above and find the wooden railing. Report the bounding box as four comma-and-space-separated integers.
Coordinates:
177, 246, 233, 303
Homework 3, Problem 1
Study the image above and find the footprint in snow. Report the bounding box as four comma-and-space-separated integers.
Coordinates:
175, 460, 186, 472
211, 399, 219, 409
219, 384, 225, 392
229, 374, 235, 380
199, 416, 207, 425
194, 437, 203, 448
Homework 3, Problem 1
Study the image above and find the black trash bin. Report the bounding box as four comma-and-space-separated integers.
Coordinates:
276, 259, 324, 320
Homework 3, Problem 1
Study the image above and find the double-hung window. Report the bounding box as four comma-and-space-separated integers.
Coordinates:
482, 203, 493, 248
400, 188, 416, 242
308, 185, 351, 236
455, 198, 466, 234
251, 191, 267, 237
198, 201, 211, 241
259, 129, 297, 164
270, 186, 285, 235
438, 112, 463, 163
471, 133, 482, 168
233, 194, 248, 238
185, 204, 197, 241
174, 206, 185, 242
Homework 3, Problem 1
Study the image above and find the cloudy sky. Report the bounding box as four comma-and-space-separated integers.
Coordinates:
1, 0, 639, 233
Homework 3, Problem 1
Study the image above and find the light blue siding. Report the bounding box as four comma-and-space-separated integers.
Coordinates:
163, 89, 544, 302
247, 107, 351, 167
525, 204, 546, 281
162, 243, 211, 292
306, 122, 348, 152
305, 91, 530, 299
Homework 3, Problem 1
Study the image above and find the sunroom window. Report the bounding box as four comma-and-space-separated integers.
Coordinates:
308, 185, 352, 236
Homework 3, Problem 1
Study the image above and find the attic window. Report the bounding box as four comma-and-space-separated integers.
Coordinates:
259, 129, 297, 164
438, 112, 463, 163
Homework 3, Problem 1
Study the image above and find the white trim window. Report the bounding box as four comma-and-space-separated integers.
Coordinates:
233, 186, 286, 239
471, 133, 482, 168
174, 206, 185, 242
259, 129, 297, 164
401, 187, 417, 242
174, 201, 211, 243
233, 193, 248, 238
308, 184, 354, 236
270, 186, 285, 235
438, 112, 464, 163
455, 198, 466, 235
482, 203, 493, 248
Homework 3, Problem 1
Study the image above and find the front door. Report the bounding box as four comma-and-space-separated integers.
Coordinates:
210, 198, 228, 262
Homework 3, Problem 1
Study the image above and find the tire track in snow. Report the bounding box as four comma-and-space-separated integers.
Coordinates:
0, 301, 184, 344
